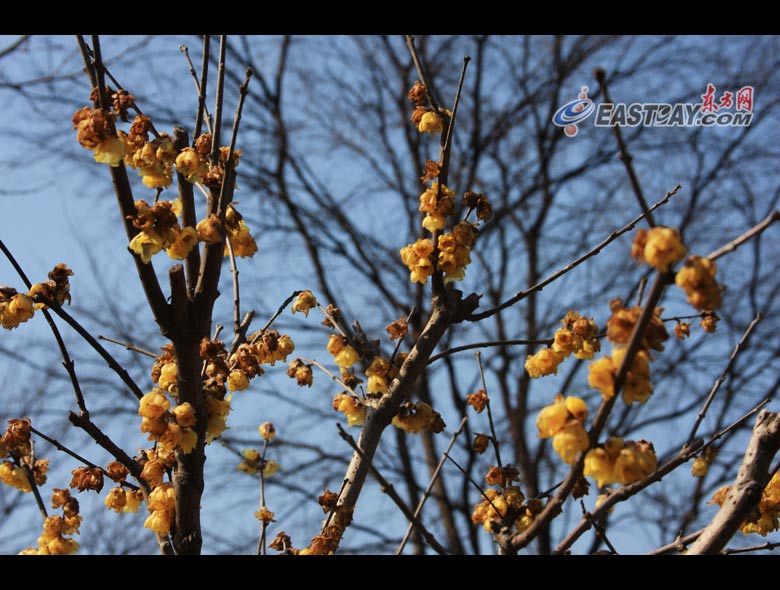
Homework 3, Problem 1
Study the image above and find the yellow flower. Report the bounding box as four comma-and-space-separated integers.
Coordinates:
225, 220, 258, 258
138, 389, 170, 419
400, 238, 435, 284
196, 215, 222, 244
179, 428, 198, 454
206, 413, 228, 443
263, 460, 280, 478
93, 135, 126, 167
259, 422, 276, 441
418, 111, 444, 134
691, 456, 708, 477
641, 226, 687, 272
123, 490, 144, 513
1, 293, 35, 329
524, 348, 565, 378
104, 487, 127, 513
391, 402, 445, 434
613, 440, 657, 485
287, 359, 313, 387
144, 510, 174, 535
140, 459, 166, 489
158, 362, 178, 394
675, 256, 722, 311
333, 393, 366, 427
552, 424, 589, 464
327, 334, 361, 368
175, 147, 207, 183
584, 447, 617, 488
588, 356, 615, 399
147, 482, 176, 512
46, 536, 79, 555
166, 226, 199, 260
172, 402, 197, 428
422, 212, 446, 233
291, 290, 318, 317
255, 506, 276, 524
129, 229, 164, 264
227, 369, 250, 392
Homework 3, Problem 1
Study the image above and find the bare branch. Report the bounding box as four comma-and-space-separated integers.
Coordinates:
686, 313, 761, 446
687, 411, 780, 555
337, 424, 449, 555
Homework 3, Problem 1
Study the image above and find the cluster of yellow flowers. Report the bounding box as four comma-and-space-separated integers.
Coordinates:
333, 393, 366, 427
149, 333, 294, 448
0, 264, 73, 331
536, 395, 590, 464
399, 81, 492, 286
326, 334, 361, 369
392, 401, 445, 434
587, 299, 668, 405
631, 226, 687, 272
525, 310, 600, 378
633, 227, 724, 332
127, 199, 196, 263
583, 437, 657, 488
709, 472, 780, 536
299, 502, 355, 555
675, 256, 722, 311
365, 356, 398, 395
19, 489, 81, 555
237, 423, 281, 477
0, 418, 49, 493
471, 486, 542, 534
74, 106, 257, 266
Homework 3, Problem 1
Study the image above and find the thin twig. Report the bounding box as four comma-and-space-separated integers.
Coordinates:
31, 426, 139, 491
685, 314, 761, 446
469, 186, 680, 322
723, 540, 780, 555
180, 43, 213, 137
210, 36, 227, 166
475, 352, 502, 470
427, 338, 553, 365
594, 68, 655, 227
405, 35, 440, 110
32, 294, 145, 400
68, 411, 143, 479
216, 66, 253, 216
707, 210, 780, 261
396, 416, 468, 555
18, 457, 48, 520
0, 240, 88, 413
256, 438, 269, 556
389, 306, 416, 365
579, 499, 618, 555
337, 424, 449, 555
98, 335, 157, 358
299, 357, 361, 398
225, 235, 241, 335
647, 529, 704, 555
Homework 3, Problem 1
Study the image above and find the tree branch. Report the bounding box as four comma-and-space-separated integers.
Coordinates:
686, 410, 780, 555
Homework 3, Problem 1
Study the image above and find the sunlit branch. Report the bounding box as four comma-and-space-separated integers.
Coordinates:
337, 424, 449, 555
